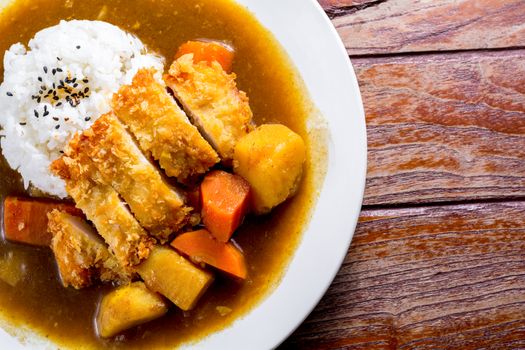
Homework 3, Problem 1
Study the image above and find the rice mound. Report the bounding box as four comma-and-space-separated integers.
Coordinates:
0, 20, 164, 198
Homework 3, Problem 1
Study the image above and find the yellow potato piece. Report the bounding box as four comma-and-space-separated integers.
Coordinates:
96, 281, 168, 338
233, 124, 306, 214
137, 246, 214, 311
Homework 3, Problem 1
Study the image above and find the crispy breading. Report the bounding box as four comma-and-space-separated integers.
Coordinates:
48, 210, 135, 289
51, 152, 154, 267
165, 54, 254, 163
73, 113, 190, 242
112, 69, 219, 183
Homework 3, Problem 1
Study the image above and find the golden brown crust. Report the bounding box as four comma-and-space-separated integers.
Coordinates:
48, 210, 135, 289
112, 69, 219, 183
165, 55, 254, 162
70, 113, 190, 241
50, 143, 154, 267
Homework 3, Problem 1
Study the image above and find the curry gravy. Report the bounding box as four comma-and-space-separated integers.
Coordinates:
0, 0, 323, 348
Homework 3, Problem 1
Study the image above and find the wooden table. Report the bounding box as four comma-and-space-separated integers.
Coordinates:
281, 1, 525, 348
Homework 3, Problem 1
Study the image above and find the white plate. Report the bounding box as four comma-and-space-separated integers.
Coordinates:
0, 0, 367, 348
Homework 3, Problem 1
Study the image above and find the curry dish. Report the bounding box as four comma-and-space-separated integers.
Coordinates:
0, 0, 324, 348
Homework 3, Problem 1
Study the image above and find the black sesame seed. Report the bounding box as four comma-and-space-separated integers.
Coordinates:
47, 89, 53, 94
84, 117, 91, 121
64, 117, 69, 121
52, 69, 56, 75
34, 110, 39, 118
82, 79, 88, 83
59, 80, 64, 86
56, 102, 62, 107
43, 111, 49, 117
76, 45, 80, 49
59, 150, 64, 154
19, 122, 26, 126
37, 97, 41, 103
39, 90, 43, 94
53, 96, 59, 101
38, 77, 43, 82
56, 68, 63, 73
84, 87, 90, 93
52, 83, 56, 89
53, 117, 59, 121
55, 125, 60, 129
73, 83, 78, 88
57, 57, 62, 61
6, 92, 13, 97
43, 66, 48, 73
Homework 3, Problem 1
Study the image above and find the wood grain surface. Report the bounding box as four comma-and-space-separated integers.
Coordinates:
291, 3, 525, 349
282, 202, 525, 349
355, 50, 525, 206
319, 0, 525, 55
318, 0, 379, 18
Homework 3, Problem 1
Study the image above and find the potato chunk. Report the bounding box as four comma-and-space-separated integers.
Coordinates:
233, 124, 306, 214
137, 246, 214, 311
96, 281, 168, 338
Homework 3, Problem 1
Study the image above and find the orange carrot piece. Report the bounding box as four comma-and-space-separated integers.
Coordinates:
175, 40, 234, 73
171, 229, 247, 280
3, 196, 83, 246
200, 170, 251, 242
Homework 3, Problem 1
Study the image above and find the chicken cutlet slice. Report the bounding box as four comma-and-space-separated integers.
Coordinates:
76, 113, 190, 242
165, 54, 254, 163
51, 152, 154, 267
112, 69, 219, 183
48, 210, 135, 289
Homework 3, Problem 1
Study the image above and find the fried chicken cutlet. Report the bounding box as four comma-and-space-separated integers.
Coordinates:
165, 54, 254, 163
74, 113, 190, 242
113, 69, 219, 183
48, 210, 134, 289
51, 148, 154, 267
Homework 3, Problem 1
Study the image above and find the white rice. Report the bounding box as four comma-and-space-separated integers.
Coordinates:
0, 20, 164, 198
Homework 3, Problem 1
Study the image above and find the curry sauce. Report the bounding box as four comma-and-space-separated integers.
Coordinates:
0, 0, 323, 348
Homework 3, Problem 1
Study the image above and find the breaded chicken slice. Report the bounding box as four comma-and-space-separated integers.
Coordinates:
48, 210, 135, 289
112, 69, 219, 183
51, 152, 154, 267
165, 54, 254, 163
76, 113, 190, 242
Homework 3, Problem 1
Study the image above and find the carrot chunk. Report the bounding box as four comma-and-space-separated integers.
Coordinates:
200, 170, 251, 242
171, 229, 247, 280
175, 40, 234, 73
3, 196, 83, 246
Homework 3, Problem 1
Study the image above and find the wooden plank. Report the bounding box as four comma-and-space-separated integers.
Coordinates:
319, 0, 525, 55
281, 202, 525, 349
319, 0, 377, 6
354, 50, 525, 205
319, 0, 379, 18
